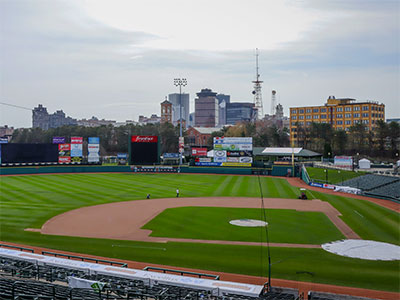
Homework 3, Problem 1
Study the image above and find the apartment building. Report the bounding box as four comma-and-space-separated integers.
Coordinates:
289, 96, 385, 142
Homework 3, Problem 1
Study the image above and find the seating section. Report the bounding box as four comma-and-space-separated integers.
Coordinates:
367, 181, 400, 199
0, 256, 297, 300
341, 174, 399, 191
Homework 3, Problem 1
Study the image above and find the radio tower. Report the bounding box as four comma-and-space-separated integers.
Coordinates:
252, 48, 263, 119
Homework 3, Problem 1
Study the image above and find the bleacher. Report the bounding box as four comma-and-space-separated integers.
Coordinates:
340, 174, 400, 200
0, 252, 298, 300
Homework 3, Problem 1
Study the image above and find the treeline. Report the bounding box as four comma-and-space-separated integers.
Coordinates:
10, 120, 399, 159
294, 120, 400, 158
11, 123, 180, 155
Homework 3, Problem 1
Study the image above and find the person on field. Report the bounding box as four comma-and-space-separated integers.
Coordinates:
176, 188, 179, 197
146, 194, 150, 199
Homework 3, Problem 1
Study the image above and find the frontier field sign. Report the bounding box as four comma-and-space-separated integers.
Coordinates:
130, 135, 159, 165
194, 137, 253, 167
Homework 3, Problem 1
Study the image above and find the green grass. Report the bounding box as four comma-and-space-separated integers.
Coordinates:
0, 173, 399, 292
143, 207, 345, 244
306, 167, 366, 184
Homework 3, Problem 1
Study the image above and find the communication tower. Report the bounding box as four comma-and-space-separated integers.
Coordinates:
271, 90, 277, 115
252, 48, 263, 119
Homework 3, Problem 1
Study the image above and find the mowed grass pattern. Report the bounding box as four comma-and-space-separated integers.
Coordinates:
0, 172, 399, 292
143, 207, 345, 244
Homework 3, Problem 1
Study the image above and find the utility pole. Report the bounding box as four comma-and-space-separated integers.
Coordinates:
173, 78, 187, 165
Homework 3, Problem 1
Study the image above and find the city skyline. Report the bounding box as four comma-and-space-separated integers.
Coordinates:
1, 0, 399, 128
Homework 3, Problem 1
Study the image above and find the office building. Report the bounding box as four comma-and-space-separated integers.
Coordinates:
194, 88, 219, 127
226, 102, 256, 125
168, 93, 190, 129
289, 96, 385, 142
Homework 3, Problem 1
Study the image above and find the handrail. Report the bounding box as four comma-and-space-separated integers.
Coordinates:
0, 243, 34, 253
41, 251, 127, 267
143, 266, 219, 280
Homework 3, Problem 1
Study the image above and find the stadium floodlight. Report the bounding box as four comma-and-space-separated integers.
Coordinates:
173, 78, 187, 165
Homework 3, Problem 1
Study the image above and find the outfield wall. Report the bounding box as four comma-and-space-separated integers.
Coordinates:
0, 164, 300, 177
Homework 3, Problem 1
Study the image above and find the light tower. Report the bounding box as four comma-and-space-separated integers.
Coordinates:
252, 48, 263, 120
271, 90, 277, 115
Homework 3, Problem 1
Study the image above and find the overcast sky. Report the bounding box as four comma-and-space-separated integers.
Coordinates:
1, 0, 399, 128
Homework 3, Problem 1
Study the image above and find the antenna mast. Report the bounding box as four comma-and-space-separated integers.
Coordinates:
252, 48, 263, 119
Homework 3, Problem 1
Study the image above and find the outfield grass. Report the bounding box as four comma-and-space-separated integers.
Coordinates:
0, 173, 399, 291
306, 167, 366, 184
142, 207, 345, 244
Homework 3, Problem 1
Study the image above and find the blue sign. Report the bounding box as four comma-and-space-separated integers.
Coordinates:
163, 153, 179, 158
195, 162, 222, 166
0, 137, 9, 144
117, 153, 128, 159
309, 182, 323, 188
88, 137, 100, 144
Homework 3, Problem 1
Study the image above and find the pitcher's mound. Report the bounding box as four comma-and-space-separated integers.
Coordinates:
229, 219, 268, 227
322, 239, 400, 261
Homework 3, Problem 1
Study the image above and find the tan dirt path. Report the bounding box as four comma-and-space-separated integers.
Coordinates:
0, 242, 398, 300
36, 197, 359, 242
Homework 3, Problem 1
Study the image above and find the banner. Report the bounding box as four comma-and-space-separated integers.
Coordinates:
195, 162, 222, 166
70, 137, 83, 163
179, 136, 184, 153
0, 137, 9, 144
227, 150, 252, 157
131, 136, 158, 143
192, 148, 207, 156
163, 153, 179, 158
52, 137, 65, 144
68, 277, 105, 292
214, 150, 227, 163
88, 137, 100, 163
221, 162, 252, 167
58, 144, 71, 163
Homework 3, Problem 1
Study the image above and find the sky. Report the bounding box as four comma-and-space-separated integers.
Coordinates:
0, 0, 399, 128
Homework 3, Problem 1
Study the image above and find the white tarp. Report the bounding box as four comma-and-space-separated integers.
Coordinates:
322, 239, 400, 261
262, 147, 302, 154
334, 186, 361, 194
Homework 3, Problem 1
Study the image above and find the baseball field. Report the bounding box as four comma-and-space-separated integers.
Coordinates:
0, 172, 399, 292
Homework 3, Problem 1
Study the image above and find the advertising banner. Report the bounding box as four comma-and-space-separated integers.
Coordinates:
214, 143, 252, 151
222, 162, 252, 167
88, 137, 100, 144
179, 137, 184, 153
163, 153, 179, 158
88, 137, 100, 163
192, 148, 208, 156
226, 157, 240, 162
239, 156, 253, 163
131, 136, 158, 143
334, 156, 353, 169
195, 162, 222, 166
214, 137, 252, 144
309, 182, 323, 188
214, 150, 227, 163
227, 150, 252, 157
52, 137, 65, 144
58, 144, 71, 163
197, 157, 212, 162
0, 137, 9, 144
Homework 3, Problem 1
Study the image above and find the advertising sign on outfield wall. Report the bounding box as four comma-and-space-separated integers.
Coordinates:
192, 148, 208, 156
58, 143, 71, 163
70, 136, 83, 163
88, 137, 100, 163
52, 137, 65, 144
131, 136, 158, 143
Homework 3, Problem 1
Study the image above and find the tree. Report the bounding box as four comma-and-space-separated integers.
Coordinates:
388, 121, 400, 156
332, 130, 347, 155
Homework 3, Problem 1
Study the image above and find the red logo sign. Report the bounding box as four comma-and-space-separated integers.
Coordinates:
131, 136, 158, 143
71, 137, 83, 144
192, 148, 207, 156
